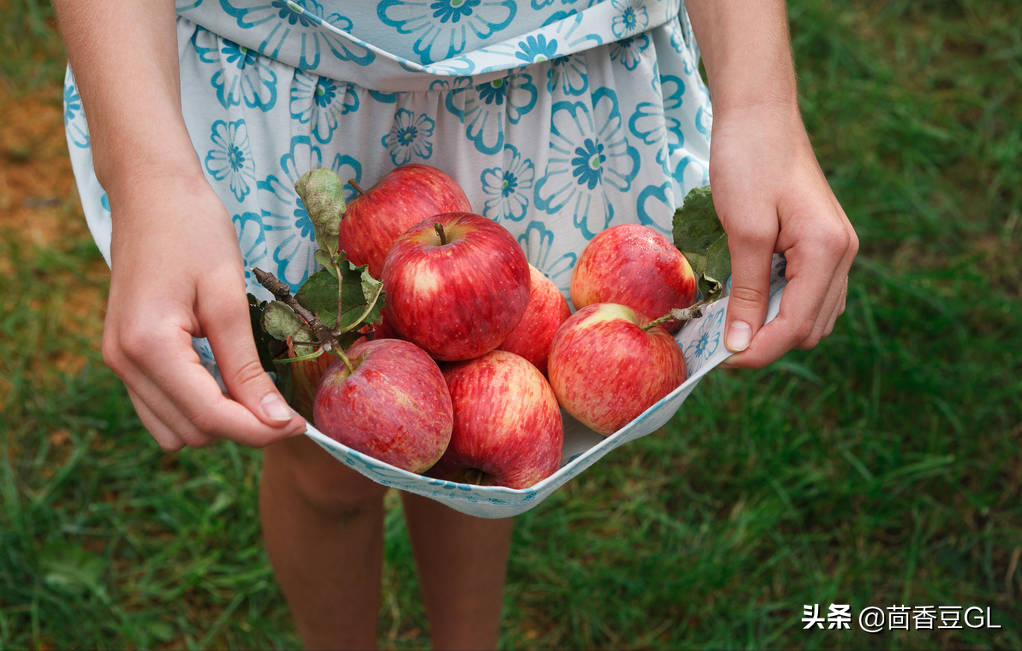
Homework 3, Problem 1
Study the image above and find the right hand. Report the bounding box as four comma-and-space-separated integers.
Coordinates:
101, 170, 307, 450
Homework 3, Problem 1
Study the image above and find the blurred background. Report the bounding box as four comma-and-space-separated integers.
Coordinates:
1, 0, 1019, 649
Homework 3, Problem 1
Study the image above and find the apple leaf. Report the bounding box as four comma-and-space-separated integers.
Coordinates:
262, 301, 316, 356
673, 185, 730, 302
295, 168, 346, 258
248, 294, 287, 372
314, 249, 338, 278
701, 234, 732, 301
294, 258, 384, 333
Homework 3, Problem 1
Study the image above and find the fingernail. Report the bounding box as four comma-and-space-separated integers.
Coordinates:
725, 321, 752, 352
261, 394, 293, 423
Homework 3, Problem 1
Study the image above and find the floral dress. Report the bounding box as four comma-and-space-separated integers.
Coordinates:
64, 0, 713, 376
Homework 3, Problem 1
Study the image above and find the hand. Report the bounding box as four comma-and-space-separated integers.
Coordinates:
101, 170, 307, 450
710, 102, 859, 368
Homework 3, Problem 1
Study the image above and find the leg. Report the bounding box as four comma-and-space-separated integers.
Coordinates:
260, 435, 389, 650
400, 492, 514, 650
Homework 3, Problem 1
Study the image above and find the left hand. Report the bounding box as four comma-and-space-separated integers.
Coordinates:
709, 101, 859, 368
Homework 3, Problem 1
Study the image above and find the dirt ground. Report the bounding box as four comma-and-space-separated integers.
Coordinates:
0, 84, 109, 376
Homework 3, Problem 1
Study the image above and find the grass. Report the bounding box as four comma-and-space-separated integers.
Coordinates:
1, 0, 1020, 649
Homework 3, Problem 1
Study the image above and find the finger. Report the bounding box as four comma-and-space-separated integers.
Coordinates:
721, 213, 779, 354
195, 272, 307, 433
117, 324, 305, 447
725, 241, 836, 368
798, 273, 846, 350
126, 388, 187, 451
126, 384, 217, 450
819, 277, 848, 340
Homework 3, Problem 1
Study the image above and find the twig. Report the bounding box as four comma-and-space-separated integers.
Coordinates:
253, 267, 353, 372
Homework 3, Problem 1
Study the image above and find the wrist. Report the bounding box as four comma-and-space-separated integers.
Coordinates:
98, 145, 207, 206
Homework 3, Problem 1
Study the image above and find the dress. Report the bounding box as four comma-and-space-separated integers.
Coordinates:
63, 0, 713, 377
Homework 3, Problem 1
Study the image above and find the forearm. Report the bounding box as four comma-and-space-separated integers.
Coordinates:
53, 1, 201, 194
684, 0, 798, 114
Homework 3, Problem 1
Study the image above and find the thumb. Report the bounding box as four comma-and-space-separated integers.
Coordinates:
199, 280, 303, 430
722, 222, 777, 353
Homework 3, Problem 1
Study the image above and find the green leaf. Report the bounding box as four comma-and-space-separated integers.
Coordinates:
262, 301, 314, 355
295, 258, 385, 333
673, 185, 731, 302
314, 249, 338, 277
294, 168, 345, 256
295, 269, 340, 328
701, 233, 732, 301
248, 294, 286, 372
673, 186, 723, 253
358, 264, 385, 327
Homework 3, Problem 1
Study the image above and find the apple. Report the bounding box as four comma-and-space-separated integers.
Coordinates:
570, 224, 697, 331
429, 350, 563, 489
497, 264, 572, 375
312, 338, 453, 473
339, 164, 472, 278
547, 303, 687, 435
285, 348, 336, 422
381, 212, 530, 361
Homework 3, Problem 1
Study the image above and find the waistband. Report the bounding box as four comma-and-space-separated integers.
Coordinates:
178, 0, 688, 91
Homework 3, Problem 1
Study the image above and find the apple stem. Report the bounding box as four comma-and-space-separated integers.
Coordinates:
434, 222, 448, 245
254, 266, 346, 357
643, 299, 709, 331
347, 179, 365, 196
277, 345, 326, 365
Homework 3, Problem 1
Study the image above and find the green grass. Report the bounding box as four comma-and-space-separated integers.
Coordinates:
2, 0, 1021, 649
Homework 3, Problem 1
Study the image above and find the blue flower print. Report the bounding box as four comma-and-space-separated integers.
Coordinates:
515, 34, 559, 64
480, 145, 535, 222
534, 88, 640, 239
289, 71, 358, 143
193, 29, 278, 110
695, 104, 712, 139
429, 9, 601, 77
257, 136, 361, 289
629, 75, 685, 168
683, 306, 723, 372
221, 1, 374, 68
516, 221, 576, 296
62, 78, 90, 149
608, 34, 650, 70
382, 109, 436, 165
547, 54, 588, 96
205, 119, 257, 203
378, 0, 516, 64
430, 0, 480, 22
445, 73, 537, 155
635, 182, 676, 234
232, 211, 271, 292
571, 138, 606, 190
610, 0, 649, 39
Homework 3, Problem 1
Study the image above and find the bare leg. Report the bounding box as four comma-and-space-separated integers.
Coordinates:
400, 492, 514, 650
260, 435, 388, 650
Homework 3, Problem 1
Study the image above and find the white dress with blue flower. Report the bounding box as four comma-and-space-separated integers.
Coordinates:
64, 0, 712, 375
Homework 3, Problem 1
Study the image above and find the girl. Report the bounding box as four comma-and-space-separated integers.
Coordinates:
55, 1, 857, 648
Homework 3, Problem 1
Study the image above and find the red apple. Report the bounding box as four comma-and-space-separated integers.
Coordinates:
570, 224, 697, 331
547, 303, 687, 435
312, 338, 453, 473
429, 350, 563, 489
497, 264, 572, 375
381, 212, 530, 362
284, 348, 336, 422
339, 164, 472, 278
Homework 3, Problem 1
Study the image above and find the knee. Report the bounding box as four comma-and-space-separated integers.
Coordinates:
262, 435, 388, 519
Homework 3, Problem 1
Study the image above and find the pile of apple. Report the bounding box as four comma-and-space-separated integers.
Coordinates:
283, 164, 698, 490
